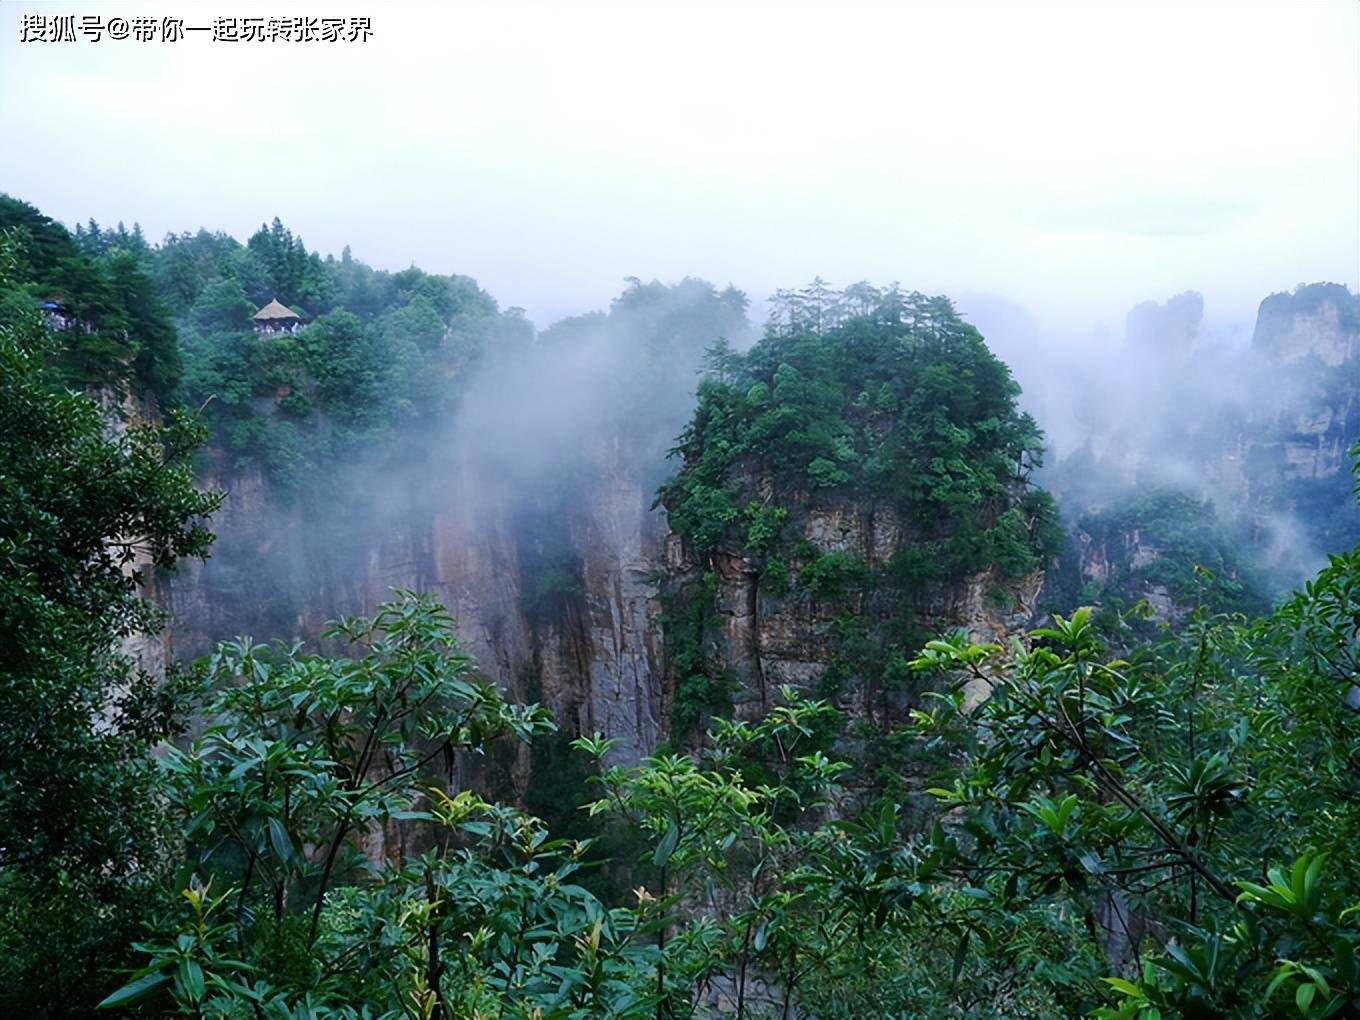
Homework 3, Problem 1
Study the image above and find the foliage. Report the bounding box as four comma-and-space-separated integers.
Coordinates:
662, 283, 1055, 570
0, 234, 220, 1018
797, 550, 868, 598
147, 216, 530, 490
657, 282, 1061, 740
909, 541, 1360, 1017
246, 217, 333, 309
1065, 490, 1269, 627
575, 689, 861, 1018
661, 573, 734, 741
102, 594, 688, 1019
0, 194, 182, 404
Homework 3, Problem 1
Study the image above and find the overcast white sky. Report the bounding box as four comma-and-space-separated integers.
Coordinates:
1, 0, 1356, 336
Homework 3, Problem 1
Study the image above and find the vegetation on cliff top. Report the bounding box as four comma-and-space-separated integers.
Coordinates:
663, 281, 1060, 577
0, 193, 534, 490
153, 219, 530, 489
658, 281, 1063, 739
0, 195, 181, 404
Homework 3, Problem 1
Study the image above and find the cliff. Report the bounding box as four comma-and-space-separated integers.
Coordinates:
165, 278, 746, 765
663, 488, 1046, 731
102, 388, 174, 680
163, 282, 1062, 766
1055, 283, 1360, 617
527, 437, 668, 762
655, 285, 1061, 739
165, 425, 670, 764
1253, 282, 1358, 368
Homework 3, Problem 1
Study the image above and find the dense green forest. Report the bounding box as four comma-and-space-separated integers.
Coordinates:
2, 196, 1359, 1019
657, 285, 1062, 740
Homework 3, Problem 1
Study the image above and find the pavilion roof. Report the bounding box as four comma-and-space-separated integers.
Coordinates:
252, 298, 301, 321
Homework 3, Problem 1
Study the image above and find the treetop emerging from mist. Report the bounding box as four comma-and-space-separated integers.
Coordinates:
663, 279, 1059, 581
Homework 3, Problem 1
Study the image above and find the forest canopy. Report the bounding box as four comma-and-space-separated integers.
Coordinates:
0, 198, 1357, 1019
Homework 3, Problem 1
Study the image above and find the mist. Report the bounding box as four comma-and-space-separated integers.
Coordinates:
964, 283, 1357, 590
167, 272, 756, 667
1, 1, 1355, 337
4, 0, 1353, 643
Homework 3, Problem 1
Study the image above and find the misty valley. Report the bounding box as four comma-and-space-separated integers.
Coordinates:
2, 196, 1358, 1020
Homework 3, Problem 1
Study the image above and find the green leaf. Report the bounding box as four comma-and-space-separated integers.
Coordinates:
97, 970, 169, 1009
267, 817, 294, 864
653, 824, 679, 868
1304, 853, 1327, 910
1100, 977, 1144, 998
177, 959, 205, 1003
951, 929, 970, 987
1056, 794, 1078, 832
1296, 981, 1316, 1015
1266, 967, 1295, 1001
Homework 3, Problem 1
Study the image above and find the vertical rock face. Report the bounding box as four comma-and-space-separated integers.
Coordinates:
1071, 513, 1192, 626
1253, 283, 1358, 368
165, 428, 668, 762
536, 441, 667, 761
103, 390, 171, 680
1245, 286, 1359, 503
663, 488, 1045, 734
168, 442, 538, 688
1061, 283, 1360, 614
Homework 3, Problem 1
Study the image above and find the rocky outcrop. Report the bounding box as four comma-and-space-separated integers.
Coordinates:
664, 489, 1045, 731
1253, 283, 1358, 367
1249, 284, 1359, 489
1125, 291, 1203, 357
102, 389, 171, 680
1073, 522, 1185, 625
1056, 283, 1360, 613
165, 427, 667, 765
1078, 527, 1160, 582
531, 443, 667, 762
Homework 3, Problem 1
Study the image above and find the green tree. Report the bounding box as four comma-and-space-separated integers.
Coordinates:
909, 552, 1360, 1017
103, 594, 677, 1020
245, 217, 332, 310
0, 194, 182, 403
0, 237, 220, 1018
106, 248, 183, 405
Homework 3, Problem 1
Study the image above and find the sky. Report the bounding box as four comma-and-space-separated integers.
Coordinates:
1, 0, 1356, 337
